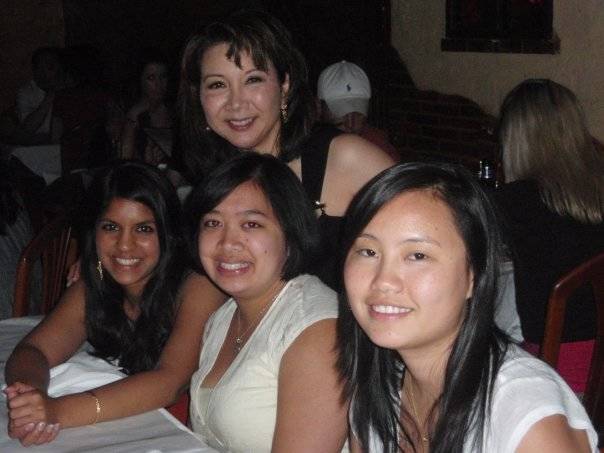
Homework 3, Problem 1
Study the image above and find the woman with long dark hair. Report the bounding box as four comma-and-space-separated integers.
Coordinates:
4, 161, 224, 447
338, 162, 597, 452
108, 48, 175, 166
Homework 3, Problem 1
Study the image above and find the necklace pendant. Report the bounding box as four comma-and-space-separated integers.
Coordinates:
234, 337, 243, 354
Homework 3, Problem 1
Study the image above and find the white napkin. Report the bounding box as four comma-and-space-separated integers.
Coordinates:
48, 348, 125, 397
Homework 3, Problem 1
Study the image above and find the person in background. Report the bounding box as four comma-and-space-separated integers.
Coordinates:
14, 47, 70, 145
0, 161, 40, 319
4, 161, 224, 446
317, 60, 398, 162
338, 161, 597, 452
179, 10, 394, 289
187, 152, 347, 452
496, 79, 604, 393
109, 49, 175, 167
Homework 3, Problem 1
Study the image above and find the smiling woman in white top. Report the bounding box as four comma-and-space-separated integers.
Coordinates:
187, 151, 348, 452
337, 162, 597, 453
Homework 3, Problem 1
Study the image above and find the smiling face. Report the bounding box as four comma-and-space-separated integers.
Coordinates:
344, 189, 474, 360
141, 62, 168, 102
198, 180, 287, 303
199, 43, 289, 155
95, 198, 161, 298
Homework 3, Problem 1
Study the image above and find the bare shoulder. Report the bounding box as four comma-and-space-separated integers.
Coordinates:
19, 280, 87, 365
326, 133, 394, 196
329, 133, 394, 176
39, 279, 87, 327
177, 271, 226, 316
515, 414, 593, 453
283, 318, 337, 364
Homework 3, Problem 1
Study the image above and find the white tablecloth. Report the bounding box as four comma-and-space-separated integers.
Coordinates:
8, 145, 62, 184
0, 317, 216, 452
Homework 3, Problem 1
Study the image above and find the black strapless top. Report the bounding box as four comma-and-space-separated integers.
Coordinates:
300, 125, 344, 290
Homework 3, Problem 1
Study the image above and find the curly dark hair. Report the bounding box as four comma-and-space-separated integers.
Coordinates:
178, 9, 316, 183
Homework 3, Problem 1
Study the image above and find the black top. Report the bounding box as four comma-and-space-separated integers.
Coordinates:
300, 125, 344, 290
495, 180, 604, 343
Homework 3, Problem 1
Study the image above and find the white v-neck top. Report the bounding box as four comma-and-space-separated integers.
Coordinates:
190, 275, 339, 453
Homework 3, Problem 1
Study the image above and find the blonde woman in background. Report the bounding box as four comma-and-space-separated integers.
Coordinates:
495, 78, 604, 393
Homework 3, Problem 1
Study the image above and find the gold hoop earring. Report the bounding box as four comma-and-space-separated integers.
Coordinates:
97, 260, 103, 280
280, 105, 288, 123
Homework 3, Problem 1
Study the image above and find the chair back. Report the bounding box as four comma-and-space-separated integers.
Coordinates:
13, 212, 76, 317
540, 250, 604, 439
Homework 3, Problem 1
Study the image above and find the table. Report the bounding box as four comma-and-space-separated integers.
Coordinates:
0, 317, 217, 452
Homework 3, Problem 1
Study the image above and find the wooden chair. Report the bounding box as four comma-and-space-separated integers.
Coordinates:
540, 250, 604, 443
12, 212, 77, 317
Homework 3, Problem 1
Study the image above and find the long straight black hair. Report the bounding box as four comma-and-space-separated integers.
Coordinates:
337, 161, 509, 452
79, 161, 187, 374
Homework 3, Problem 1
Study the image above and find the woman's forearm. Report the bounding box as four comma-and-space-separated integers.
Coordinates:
5, 343, 51, 391
53, 368, 186, 428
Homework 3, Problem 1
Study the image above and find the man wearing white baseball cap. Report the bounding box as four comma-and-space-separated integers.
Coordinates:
317, 61, 398, 160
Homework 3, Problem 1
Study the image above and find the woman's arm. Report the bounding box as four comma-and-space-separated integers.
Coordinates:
119, 99, 150, 159
6, 273, 226, 446
515, 415, 592, 453
5, 280, 88, 388
323, 134, 394, 217
272, 318, 348, 453
4, 281, 88, 445
75, 273, 226, 424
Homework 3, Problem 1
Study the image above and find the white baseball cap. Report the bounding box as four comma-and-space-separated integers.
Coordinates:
317, 61, 371, 119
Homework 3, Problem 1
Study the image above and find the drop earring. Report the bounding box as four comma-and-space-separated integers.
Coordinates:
280, 104, 288, 123
97, 260, 103, 280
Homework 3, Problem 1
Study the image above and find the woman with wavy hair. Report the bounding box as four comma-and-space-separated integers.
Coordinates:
496, 79, 604, 392
4, 161, 224, 446
178, 9, 393, 289
338, 162, 597, 452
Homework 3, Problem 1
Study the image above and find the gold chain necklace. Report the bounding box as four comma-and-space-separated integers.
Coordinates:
406, 378, 430, 444
234, 285, 283, 353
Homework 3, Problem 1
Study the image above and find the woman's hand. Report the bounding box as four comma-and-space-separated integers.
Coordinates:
126, 99, 151, 123
4, 382, 61, 446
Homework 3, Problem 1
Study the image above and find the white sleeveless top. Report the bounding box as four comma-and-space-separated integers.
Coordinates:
190, 274, 339, 453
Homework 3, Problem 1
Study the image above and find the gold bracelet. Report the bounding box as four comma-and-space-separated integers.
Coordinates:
85, 390, 101, 425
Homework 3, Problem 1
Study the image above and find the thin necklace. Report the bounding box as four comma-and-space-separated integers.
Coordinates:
406, 378, 430, 444
234, 284, 283, 353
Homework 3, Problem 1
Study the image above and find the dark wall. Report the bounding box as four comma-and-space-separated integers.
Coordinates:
61, 0, 391, 91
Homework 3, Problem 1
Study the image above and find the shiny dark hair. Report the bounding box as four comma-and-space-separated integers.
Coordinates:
80, 160, 186, 374
187, 151, 319, 281
178, 9, 315, 182
338, 161, 508, 452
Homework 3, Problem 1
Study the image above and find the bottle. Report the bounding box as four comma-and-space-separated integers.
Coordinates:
478, 159, 497, 188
